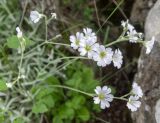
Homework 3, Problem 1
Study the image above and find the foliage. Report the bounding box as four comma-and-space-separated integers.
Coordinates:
31, 62, 100, 123
7, 35, 34, 49
0, 80, 7, 91
0, 1, 101, 121
0, 0, 146, 123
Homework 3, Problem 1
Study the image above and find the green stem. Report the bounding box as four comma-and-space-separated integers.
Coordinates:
19, 0, 28, 27
120, 92, 131, 98
49, 85, 94, 97
113, 97, 128, 101
137, 41, 144, 44
93, 115, 110, 123
24, 36, 66, 56
105, 38, 129, 47
105, 29, 144, 47
48, 34, 62, 42
1, 1, 15, 21
13, 39, 24, 85
59, 56, 88, 60
45, 41, 70, 47
96, 0, 124, 33
44, 16, 48, 42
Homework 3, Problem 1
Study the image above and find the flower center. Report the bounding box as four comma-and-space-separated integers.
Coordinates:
85, 45, 91, 51
98, 93, 105, 100
75, 40, 80, 45
100, 52, 106, 58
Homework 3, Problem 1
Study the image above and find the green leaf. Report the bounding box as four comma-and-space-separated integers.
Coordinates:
80, 67, 99, 92
0, 115, 4, 122
66, 65, 99, 93
66, 95, 85, 110
32, 102, 48, 114
42, 95, 55, 108
0, 80, 7, 91
13, 117, 25, 123
45, 76, 60, 85
93, 104, 101, 113
32, 89, 55, 114
58, 105, 75, 120
35, 87, 54, 100
24, 37, 34, 46
77, 107, 90, 121
65, 72, 82, 88
7, 35, 20, 49
7, 35, 34, 49
52, 116, 63, 123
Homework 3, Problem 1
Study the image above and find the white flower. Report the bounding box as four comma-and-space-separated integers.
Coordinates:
93, 86, 114, 109
6, 83, 13, 88
16, 27, 22, 38
93, 45, 113, 67
138, 33, 143, 39
121, 20, 134, 31
127, 30, 139, 43
127, 23, 134, 32
144, 36, 155, 54
121, 20, 142, 43
51, 13, 57, 19
70, 32, 84, 49
112, 49, 123, 69
83, 28, 97, 42
132, 82, 143, 98
30, 11, 42, 23
127, 96, 141, 112
20, 74, 26, 79
121, 20, 129, 28
78, 39, 97, 59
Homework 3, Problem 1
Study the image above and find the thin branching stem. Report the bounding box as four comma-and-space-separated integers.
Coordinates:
105, 38, 129, 47
44, 16, 48, 42
113, 97, 128, 101
13, 39, 25, 85
48, 85, 94, 97
121, 92, 131, 98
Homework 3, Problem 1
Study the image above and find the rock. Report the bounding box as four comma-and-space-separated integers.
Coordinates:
130, 0, 156, 24
132, 0, 160, 123
155, 99, 160, 123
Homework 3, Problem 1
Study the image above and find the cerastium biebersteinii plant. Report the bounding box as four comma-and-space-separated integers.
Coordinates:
69, 19, 155, 111
0, 9, 156, 122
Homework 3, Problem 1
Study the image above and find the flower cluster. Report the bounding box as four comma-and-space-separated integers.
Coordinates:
121, 20, 143, 43
69, 28, 123, 68
127, 82, 143, 112
28, 13, 151, 113
16, 27, 26, 53
30, 11, 57, 24
121, 20, 155, 54
94, 82, 143, 112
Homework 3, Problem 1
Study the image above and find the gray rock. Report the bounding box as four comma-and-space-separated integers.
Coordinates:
132, 0, 160, 123
130, 0, 156, 24
155, 99, 160, 123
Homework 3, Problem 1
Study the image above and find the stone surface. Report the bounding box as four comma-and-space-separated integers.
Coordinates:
132, 0, 160, 123
155, 99, 160, 123
130, 0, 156, 24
